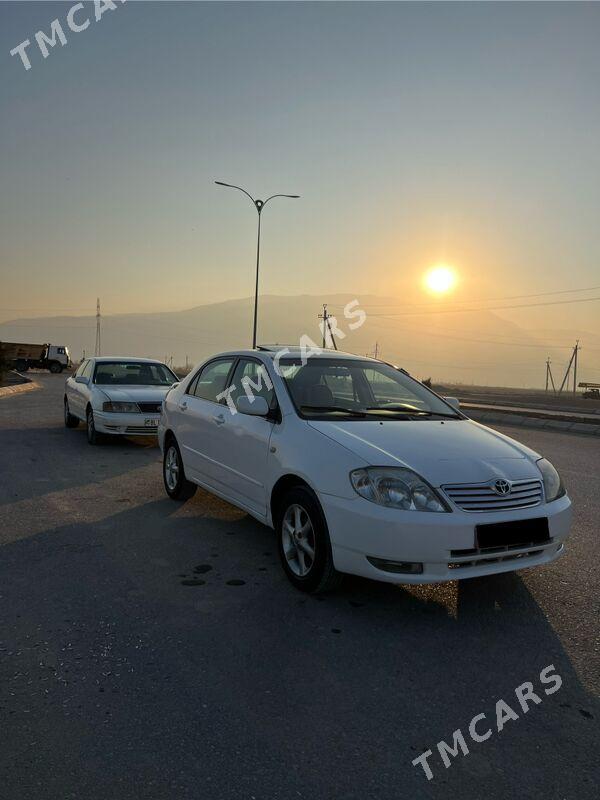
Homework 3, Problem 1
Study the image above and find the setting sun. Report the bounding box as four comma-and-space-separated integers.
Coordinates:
424, 265, 457, 295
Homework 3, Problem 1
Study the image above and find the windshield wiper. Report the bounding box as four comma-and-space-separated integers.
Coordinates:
300, 405, 367, 417
365, 406, 459, 419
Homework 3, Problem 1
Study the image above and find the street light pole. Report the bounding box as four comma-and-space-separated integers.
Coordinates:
253, 207, 262, 352
215, 181, 299, 348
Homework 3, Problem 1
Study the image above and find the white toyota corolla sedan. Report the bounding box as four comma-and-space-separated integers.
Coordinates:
158, 347, 572, 593
64, 357, 178, 444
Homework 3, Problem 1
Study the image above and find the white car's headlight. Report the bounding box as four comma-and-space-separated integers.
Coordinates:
350, 467, 450, 512
537, 458, 565, 502
102, 401, 140, 413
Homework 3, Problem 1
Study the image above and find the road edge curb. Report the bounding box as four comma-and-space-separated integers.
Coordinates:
467, 409, 600, 437
0, 378, 41, 399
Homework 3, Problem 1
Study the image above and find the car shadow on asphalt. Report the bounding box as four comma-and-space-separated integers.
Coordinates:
1, 494, 598, 799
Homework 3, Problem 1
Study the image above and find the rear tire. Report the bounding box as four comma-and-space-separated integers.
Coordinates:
276, 486, 342, 594
64, 398, 79, 428
163, 438, 197, 500
86, 408, 103, 445
15, 360, 27, 372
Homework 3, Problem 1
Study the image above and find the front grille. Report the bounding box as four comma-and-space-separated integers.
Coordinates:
125, 426, 158, 434
442, 479, 543, 512
137, 402, 162, 413
451, 540, 552, 558
448, 548, 545, 570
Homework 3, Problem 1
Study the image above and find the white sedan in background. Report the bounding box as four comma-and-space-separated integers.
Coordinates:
64, 357, 178, 444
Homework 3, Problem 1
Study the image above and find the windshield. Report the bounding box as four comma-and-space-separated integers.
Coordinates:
93, 361, 177, 386
279, 358, 461, 420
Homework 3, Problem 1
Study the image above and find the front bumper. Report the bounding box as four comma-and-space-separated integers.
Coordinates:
93, 411, 161, 436
320, 491, 572, 584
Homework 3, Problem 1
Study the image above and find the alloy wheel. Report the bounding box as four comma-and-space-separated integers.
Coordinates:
281, 504, 316, 577
165, 446, 179, 491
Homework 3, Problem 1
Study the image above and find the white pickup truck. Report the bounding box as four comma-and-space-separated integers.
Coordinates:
0, 341, 71, 373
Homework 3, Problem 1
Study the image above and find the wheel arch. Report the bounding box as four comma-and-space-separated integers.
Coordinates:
163, 428, 176, 446
270, 474, 317, 527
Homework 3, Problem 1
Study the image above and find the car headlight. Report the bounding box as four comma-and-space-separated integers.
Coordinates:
350, 467, 450, 512
537, 458, 565, 502
102, 401, 140, 413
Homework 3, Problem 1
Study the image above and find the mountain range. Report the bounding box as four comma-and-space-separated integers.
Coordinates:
1, 294, 597, 388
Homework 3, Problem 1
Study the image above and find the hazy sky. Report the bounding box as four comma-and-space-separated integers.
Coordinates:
1, 1, 599, 333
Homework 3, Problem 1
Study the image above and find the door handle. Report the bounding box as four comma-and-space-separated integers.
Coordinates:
213, 413, 225, 425
178, 401, 188, 411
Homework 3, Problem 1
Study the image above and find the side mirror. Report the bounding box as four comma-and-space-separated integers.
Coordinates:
75, 376, 89, 385
444, 396, 460, 411
236, 395, 270, 417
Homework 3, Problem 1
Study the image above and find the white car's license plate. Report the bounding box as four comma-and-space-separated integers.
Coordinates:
145, 418, 159, 428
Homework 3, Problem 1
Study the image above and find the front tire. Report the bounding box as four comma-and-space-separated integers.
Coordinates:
276, 487, 342, 594
49, 362, 63, 374
163, 439, 197, 500
64, 398, 79, 428
86, 408, 103, 445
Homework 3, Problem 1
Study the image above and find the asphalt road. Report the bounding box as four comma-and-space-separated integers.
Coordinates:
1, 374, 598, 800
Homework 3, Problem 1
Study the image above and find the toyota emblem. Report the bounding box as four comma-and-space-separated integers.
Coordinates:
493, 479, 511, 495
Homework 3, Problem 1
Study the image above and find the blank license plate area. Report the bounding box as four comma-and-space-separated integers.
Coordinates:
476, 517, 550, 549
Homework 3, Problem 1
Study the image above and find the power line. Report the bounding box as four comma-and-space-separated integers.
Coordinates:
329, 283, 600, 312
367, 317, 581, 350
369, 295, 600, 318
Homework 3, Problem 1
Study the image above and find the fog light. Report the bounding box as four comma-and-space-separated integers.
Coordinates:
367, 556, 423, 575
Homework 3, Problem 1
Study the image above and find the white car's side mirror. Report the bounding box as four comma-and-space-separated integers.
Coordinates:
75, 376, 89, 385
236, 395, 270, 417
444, 396, 460, 411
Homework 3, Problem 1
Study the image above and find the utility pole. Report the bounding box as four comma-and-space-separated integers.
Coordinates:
318, 304, 328, 348
374, 341, 379, 360
318, 304, 338, 350
326, 314, 338, 350
545, 358, 556, 393
557, 341, 580, 394
94, 298, 101, 357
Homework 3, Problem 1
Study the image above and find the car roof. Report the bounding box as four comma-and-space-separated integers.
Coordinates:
208, 347, 384, 363
90, 357, 168, 364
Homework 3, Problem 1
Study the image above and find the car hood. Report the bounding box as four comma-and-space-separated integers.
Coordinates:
97, 385, 173, 403
307, 418, 542, 486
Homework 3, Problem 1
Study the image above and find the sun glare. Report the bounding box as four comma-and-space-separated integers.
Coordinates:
424, 265, 457, 295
